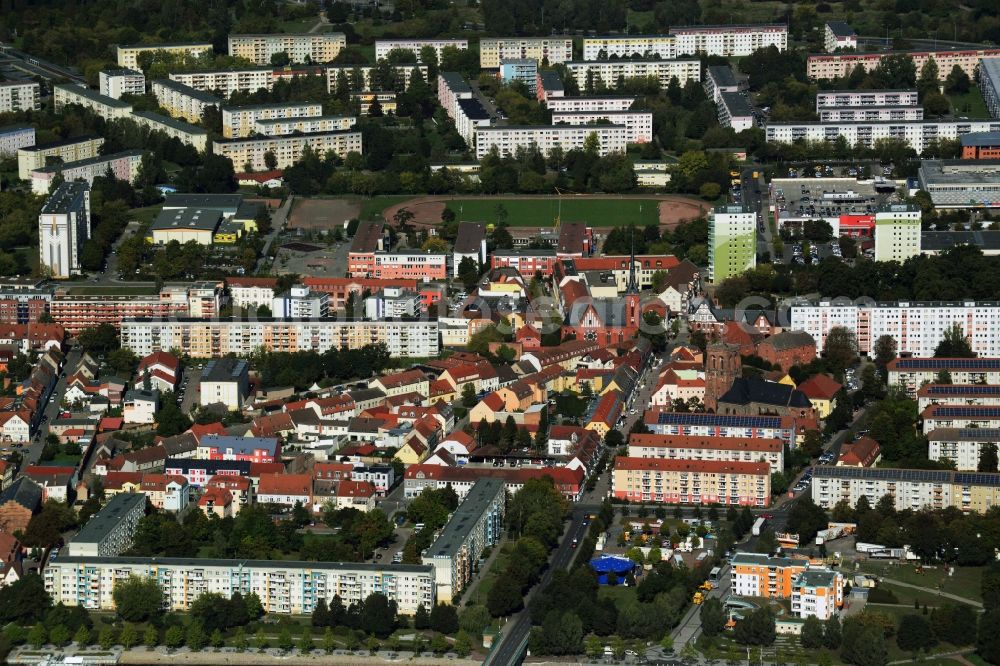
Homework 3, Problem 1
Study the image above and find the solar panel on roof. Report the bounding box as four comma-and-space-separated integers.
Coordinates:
900, 358, 1000, 369
958, 428, 1000, 438
928, 385, 1000, 395
655, 412, 782, 428
931, 406, 1000, 417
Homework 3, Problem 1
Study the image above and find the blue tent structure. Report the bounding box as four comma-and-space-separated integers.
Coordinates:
590, 555, 636, 584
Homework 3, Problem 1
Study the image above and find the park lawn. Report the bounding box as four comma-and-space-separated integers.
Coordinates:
360, 195, 413, 220
598, 584, 640, 610
467, 542, 512, 607
130, 204, 163, 227
279, 17, 319, 32
949, 88, 991, 119
859, 561, 983, 602
445, 198, 661, 227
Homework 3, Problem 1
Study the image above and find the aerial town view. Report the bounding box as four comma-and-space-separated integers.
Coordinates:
2, 1, 1000, 665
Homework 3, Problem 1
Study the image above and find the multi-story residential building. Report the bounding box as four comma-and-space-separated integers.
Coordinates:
454, 98, 491, 147
480, 37, 573, 68
551, 110, 653, 144
582, 35, 676, 60
704, 65, 739, 103
672, 24, 788, 56
404, 465, 585, 501
128, 111, 207, 151
917, 384, 1000, 411
927, 427, 1000, 470
824, 21, 857, 52
708, 203, 756, 283
874, 203, 921, 262
271, 284, 330, 318
475, 124, 627, 159
0, 80, 40, 112
437, 72, 473, 119
718, 92, 755, 132
50, 283, 220, 334
500, 59, 538, 94
917, 159, 1000, 208
812, 465, 1000, 513
730, 553, 809, 598
0, 125, 35, 157
888, 358, 1000, 394
18, 136, 103, 181
200, 358, 250, 411
791, 568, 846, 620
325, 65, 427, 94
163, 458, 252, 488
347, 221, 387, 277
983, 58, 1000, 120
221, 102, 323, 138
374, 39, 468, 62
65, 493, 145, 557
818, 106, 924, 121
790, 303, 1000, 360
566, 59, 701, 91
490, 249, 558, 277
168, 69, 272, 98
120, 318, 440, 358
363, 251, 448, 281
643, 410, 797, 444
228, 277, 278, 312
197, 435, 279, 463
45, 554, 435, 614
213, 131, 362, 170
627, 433, 784, 472
423, 479, 504, 603
151, 79, 222, 123
765, 119, 1000, 153
29, 149, 144, 195
364, 287, 420, 319
536, 70, 565, 102
99, 69, 146, 99
815, 89, 920, 109
116, 42, 213, 69
453, 222, 487, 276
922, 404, 1000, 432
253, 115, 356, 136
807, 48, 1000, 81
352, 91, 397, 115
612, 457, 771, 506
39, 182, 90, 279
227, 33, 347, 65
0, 286, 50, 325
545, 96, 635, 112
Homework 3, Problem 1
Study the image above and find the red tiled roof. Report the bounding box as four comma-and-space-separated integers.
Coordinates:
104, 471, 144, 490
480, 392, 505, 412
198, 487, 233, 507
590, 391, 622, 427
797, 374, 842, 400
313, 462, 354, 480
404, 464, 584, 489
838, 436, 881, 467
258, 473, 312, 496
188, 422, 228, 442
249, 462, 286, 477
336, 480, 376, 498
375, 369, 427, 389
207, 474, 252, 491
138, 351, 179, 373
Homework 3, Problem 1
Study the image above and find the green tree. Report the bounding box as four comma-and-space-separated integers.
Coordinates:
978, 610, 1000, 664
454, 630, 472, 657
822, 326, 858, 374
74, 624, 91, 646
700, 598, 727, 637
322, 627, 336, 654
50, 624, 70, 647
430, 603, 459, 634
487, 575, 524, 617
298, 628, 315, 653
462, 383, 478, 408
164, 626, 184, 650
978, 443, 999, 473
897, 614, 936, 653
185, 622, 206, 651
211, 629, 224, 649
112, 576, 163, 622
0, 574, 52, 624
935, 323, 974, 358
734, 608, 775, 646
277, 628, 294, 652
143, 625, 159, 649
233, 627, 248, 652
28, 624, 47, 648
254, 627, 269, 651
801, 616, 824, 648
119, 624, 137, 649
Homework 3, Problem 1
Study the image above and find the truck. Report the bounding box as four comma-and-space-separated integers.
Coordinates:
751, 517, 766, 536
815, 522, 856, 545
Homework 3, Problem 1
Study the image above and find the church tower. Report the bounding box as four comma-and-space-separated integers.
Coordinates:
704, 341, 741, 411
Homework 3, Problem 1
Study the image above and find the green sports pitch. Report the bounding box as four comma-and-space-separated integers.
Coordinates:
445, 198, 661, 227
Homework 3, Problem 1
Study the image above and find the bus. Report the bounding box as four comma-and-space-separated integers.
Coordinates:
708, 567, 722, 588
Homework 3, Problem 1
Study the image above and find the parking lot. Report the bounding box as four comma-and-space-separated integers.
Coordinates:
773, 175, 902, 224
781, 239, 844, 265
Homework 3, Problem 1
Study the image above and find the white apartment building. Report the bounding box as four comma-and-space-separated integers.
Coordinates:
818, 107, 924, 122
567, 59, 701, 91
374, 39, 468, 62
922, 405, 1000, 433
120, 318, 440, 358
227, 278, 277, 311
254, 115, 356, 136
39, 182, 90, 278
628, 433, 784, 472
99, 69, 146, 99
364, 287, 421, 319
790, 301, 1000, 358
151, 79, 222, 123
128, 111, 208, 151
29, 149, 143, 195
811, 465, 1000, 513
454, 98, 491, 147
582, 35, 676, 60
475, 124, 628, 159
0, 80, 40, 112
437, 72, 473, 120
764, 120, 1000, 154
212, 131, 363, 170
116, 42, 213, 69
887, 358, 1000, 396
45, 554, 435, 615
672, 24, 788, 57
824, 21, 857, 52
718, 92, 755, 132
221, 102, 323, 138
168, 69, 272, 98
66, 493, 146, 558
544, 96, 635, 112
791, 569, 845, 620
708, 203, 756, 283
704, 65, 739, 103
983, 58, 1000, 121
927, 428, 1000, 471
807, 48, 1000, 81
17, 135, 104, 181
815, 89, 920, 110
480, 37, 573, 68
0, 125, 35, 157
873, 203, 921, 262
53, 84, 133, 120
551, 110, 653, 143
228, 33, 346, 65
326, 65, 427, 94
271, 285, 330, 318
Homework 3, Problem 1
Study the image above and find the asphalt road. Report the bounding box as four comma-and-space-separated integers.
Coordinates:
25, 347, 82, 465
